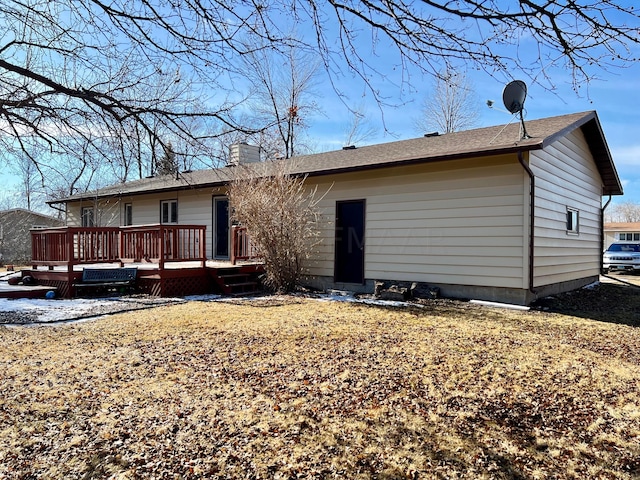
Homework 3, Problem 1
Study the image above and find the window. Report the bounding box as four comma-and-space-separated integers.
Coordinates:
619, 232, 640, 241
161, 200, 178, 224
566, 208, 579, 235
608, 243, 640, 252
81, 207, 95, 227
124, 203, 133, 226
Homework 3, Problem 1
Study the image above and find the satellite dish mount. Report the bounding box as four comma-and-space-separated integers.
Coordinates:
502, 80, 530, 140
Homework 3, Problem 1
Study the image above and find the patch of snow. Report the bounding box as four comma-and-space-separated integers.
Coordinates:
0, 295, 187, 326
0, 297, 98, 314
314, 292, 413, 308
183, 294, 223, 302
469, 299, 530, 311
325, 289, 355, 297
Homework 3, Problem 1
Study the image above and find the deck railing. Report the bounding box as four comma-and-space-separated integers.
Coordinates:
31, 224, 206, 270
120, 225, 206, 269
231, 226, 260, 265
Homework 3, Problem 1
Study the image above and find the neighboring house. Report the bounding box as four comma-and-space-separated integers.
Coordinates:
49, 111, 623, 305
0, 208, 64, 264
604, 222, 640, 248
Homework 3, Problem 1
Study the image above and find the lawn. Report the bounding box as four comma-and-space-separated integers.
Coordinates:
0, 288, 639, 479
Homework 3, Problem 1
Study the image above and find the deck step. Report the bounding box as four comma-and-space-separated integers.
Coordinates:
219, 273, 251, 279
210, 265, 264, 296
223, 281, 257, 288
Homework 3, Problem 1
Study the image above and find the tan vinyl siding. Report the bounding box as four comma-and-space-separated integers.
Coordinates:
131, 196, 164, 225
67, 188, 216, 258
67, 200, 120, 227
530, 129, 603, 286
307, 155, 527, 288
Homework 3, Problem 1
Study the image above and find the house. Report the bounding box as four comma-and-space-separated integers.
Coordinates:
46, 111, 622, 305
604, 222, 640, 248
0, 208, 63, 264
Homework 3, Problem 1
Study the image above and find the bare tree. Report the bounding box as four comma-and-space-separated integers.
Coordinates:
414, 70, 480, 134
241, 44, 322, 159
1, 0, 639, 182
0, 0, 248, 185
0, 189, 19, 211
605, 201, 640, 223
228, 161, 323, 292
343, 103, 379, 147
10, 153, 44, 211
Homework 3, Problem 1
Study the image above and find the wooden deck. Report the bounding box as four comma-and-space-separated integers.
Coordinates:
10, 225, 264, 299
0, 282, 57, 299
3, 261, 264, 299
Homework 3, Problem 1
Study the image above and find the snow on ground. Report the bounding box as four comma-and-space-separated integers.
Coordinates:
0, 295, 189, 326
1, 297, 106, 317
0, 290, 417, 327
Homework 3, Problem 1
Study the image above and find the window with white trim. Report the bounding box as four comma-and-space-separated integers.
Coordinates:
566, 208, 579, 235
161, 200, 178, 224
124, 203, 133, 226
619, 232, 640, 241
81, 207, 95, 227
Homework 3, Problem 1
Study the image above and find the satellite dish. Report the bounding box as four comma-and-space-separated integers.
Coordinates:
502, 80, 527, 114
502, 80, 530, 139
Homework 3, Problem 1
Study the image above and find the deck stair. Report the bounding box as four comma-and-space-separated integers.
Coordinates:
211, 266, 264, 296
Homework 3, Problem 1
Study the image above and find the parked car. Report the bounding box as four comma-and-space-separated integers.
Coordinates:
602, 243, 640, 274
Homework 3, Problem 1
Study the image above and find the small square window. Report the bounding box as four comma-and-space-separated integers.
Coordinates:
566, 208, 579, 235
634, 233, 640, 241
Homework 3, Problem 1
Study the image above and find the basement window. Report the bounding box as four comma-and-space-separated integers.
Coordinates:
566, 208, 579, 235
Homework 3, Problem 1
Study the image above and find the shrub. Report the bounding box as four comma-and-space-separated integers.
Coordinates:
228, 160, 324, 293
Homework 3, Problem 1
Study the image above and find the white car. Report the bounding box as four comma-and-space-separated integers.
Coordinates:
602, 243, 640, 274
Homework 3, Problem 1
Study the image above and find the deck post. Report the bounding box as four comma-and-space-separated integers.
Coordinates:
118, 230, 124, 267
158, 225, 165, 271
231, 226, 237, 265
67, 228, 75, 295
200, 227, 206, 268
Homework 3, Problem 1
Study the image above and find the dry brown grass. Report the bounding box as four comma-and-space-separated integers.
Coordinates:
1, 294, 639, 479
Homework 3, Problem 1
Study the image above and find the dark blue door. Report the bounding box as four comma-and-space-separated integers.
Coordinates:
214, 197, 229, 259
335, 200, 365, 284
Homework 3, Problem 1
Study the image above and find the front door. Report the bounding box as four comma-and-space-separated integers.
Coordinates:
213, 197, 230, 259
335, 199, 365, 284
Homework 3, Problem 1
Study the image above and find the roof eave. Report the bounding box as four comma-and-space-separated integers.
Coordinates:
302, 143, 545, 179
47, 175, 231, 205
540, 111, 623, 196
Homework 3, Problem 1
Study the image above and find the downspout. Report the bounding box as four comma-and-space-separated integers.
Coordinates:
518, 151, 535, 293
601, 195, 613, 273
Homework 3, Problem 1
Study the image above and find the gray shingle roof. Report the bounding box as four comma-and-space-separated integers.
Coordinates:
51, 110, 622, 204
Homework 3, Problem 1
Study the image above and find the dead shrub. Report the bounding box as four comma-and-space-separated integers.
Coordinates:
228, 160, 324, 293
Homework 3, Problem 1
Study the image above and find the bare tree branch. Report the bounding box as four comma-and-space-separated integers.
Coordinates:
414, 69, 480, 134
0, 0, 638, 195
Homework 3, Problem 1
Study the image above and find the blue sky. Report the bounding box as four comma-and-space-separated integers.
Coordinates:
306, 59, 640, 206
297, 1, 640, 206
2, 3, 639, 210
